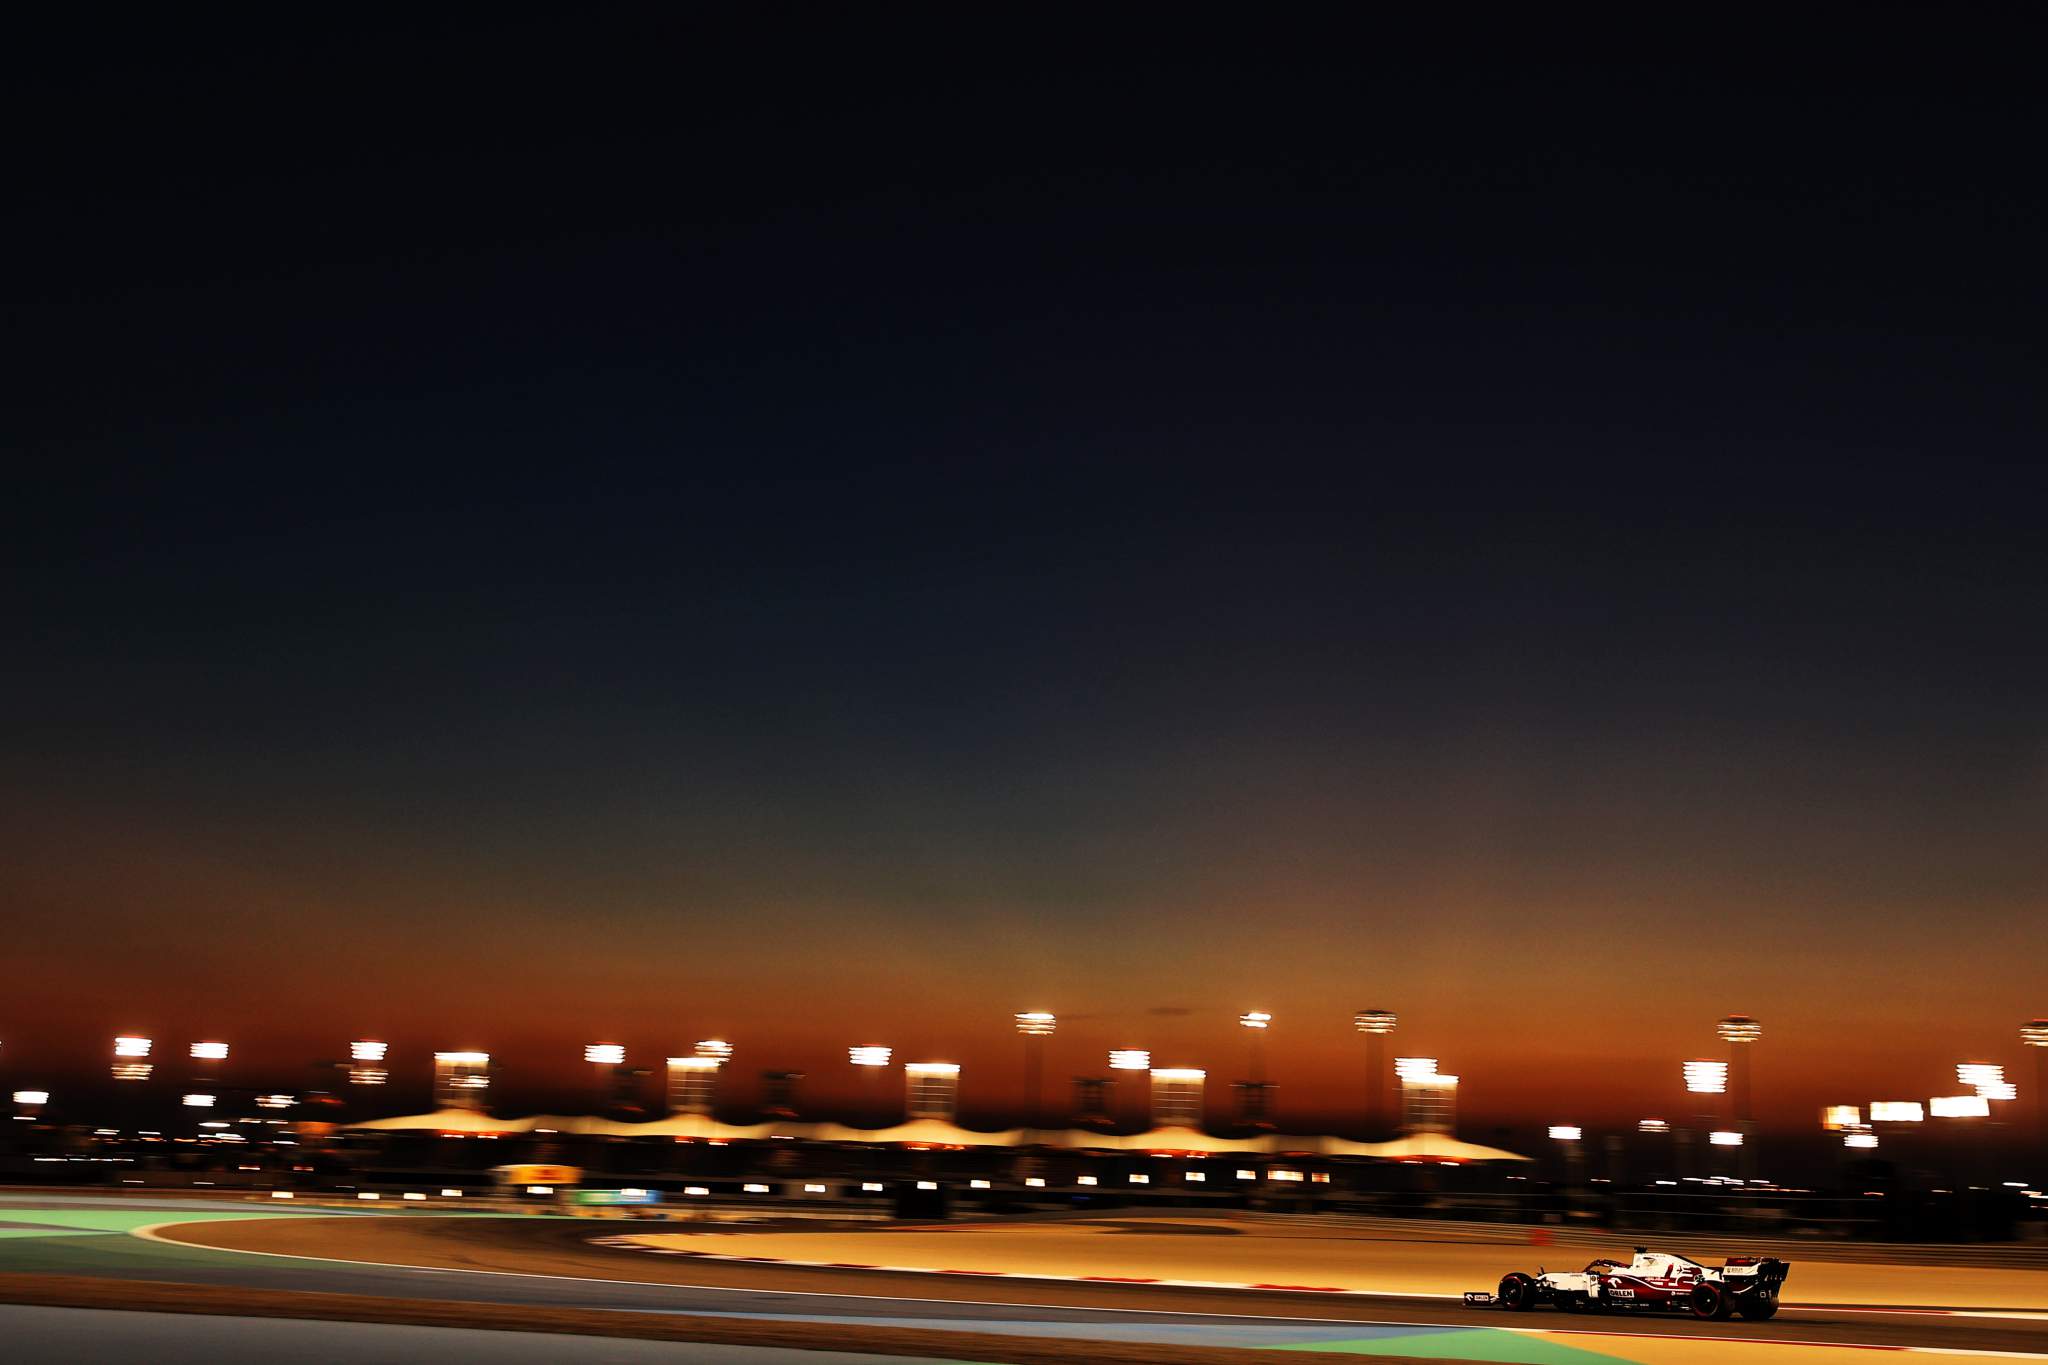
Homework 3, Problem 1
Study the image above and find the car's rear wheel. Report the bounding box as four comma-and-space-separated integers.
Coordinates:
1689, 1283, 1731, 1320
1499, 1273, 1538, 1311
1737, 1294, 1778, 1321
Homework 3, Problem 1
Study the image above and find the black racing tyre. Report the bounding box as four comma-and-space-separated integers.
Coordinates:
1737, 1295, 1779, 1321
1499, 1273, 1539, 1311
1689, 1283, 1730, 1320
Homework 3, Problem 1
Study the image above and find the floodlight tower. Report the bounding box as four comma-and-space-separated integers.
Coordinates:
1014, 1011, 1055, 1135
1354, 1010, 1397, 1138
2024, 1020, 2048, 1165
1718, 1015, 1762, 1177
1109, 1049, 1150, 1132
848, 1045, 892, 1126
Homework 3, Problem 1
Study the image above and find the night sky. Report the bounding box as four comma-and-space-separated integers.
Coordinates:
5, 13, 2043, 1132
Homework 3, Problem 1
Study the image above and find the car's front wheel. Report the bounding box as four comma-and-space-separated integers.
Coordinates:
1499, 1273, 1539, 1311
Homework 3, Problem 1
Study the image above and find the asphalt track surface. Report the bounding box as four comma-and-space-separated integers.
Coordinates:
8, 1195, 2048, 1362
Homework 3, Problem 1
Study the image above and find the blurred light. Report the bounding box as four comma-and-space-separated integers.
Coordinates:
684, 1186, 708, 1196
1958, 1063, 2004, 1090
357, 1192, 381, 1200
189, 1042, 229, 1061
1979, 1080, 2018, 1101
1638, 1118, 1670, 1134
526, 1186, 552, 1195
1394, 1057, 1438, 1080
1186, 1171, 1206, 1181
1844, 1133, 1880, 1149
1709, 1130, 1744, 1146
667, 1055, 720, 1071
1549, 1125, 1582, 1141
1150, 1067, 1206, 1081
441, 1189, 463, 1197
1931, 1095, 1991, 1118
114, 1037, 152, 1058
861, 1181, 884, 1192
1717, 1016, 1763, 1044
694, 1040, 734, 1061
1014, 1011, 1056, 1036
1871, 1101, 1925, 1123
270, 1191, 294, 1199
350, 1040, 388, 1061
916, 1180, 938, 1190
182, 1093, 216, 1108
803, 1183, 827, 1194
111, 1063, 152, 1081
2023, 1020, 2048, 1048
1129, 1173, 1150, 1184
1822, 1105, 1862, 1131
434, 1051, 489, 1064
13, 1090, 49, 1105
904, 1061, 960, 1076
1411, 1072, 1457, 1089
1353, 1009, 1397, 1034
848, 1046, 892, 1067
255, 1094, 294, 1110
969, 1179, 991, 1189
1684, 1060, 1728, 1094
402, 1192, 427, 1201
1238, 1011, 1272, 1030
1024, 1177, 1046, 1187
743, 1183, 770, 1194
349, 1067, 389, 1086
584, 1043, 625, 1065
1077, 1175, 1098, 1185
1270, 1169, 1304, 1182
1108, 1049, 1151, 1071
1235, 1168, 1256, 1179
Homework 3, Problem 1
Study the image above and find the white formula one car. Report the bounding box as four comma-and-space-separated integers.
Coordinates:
1464, 1246, 1789, 1321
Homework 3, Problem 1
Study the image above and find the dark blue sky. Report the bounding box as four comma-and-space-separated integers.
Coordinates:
4, 11, 2042, 1125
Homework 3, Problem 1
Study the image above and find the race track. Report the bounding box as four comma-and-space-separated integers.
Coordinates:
5, 1194, 2047, 1364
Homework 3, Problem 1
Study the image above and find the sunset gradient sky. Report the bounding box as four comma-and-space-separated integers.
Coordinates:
4, 14, 2042, 1136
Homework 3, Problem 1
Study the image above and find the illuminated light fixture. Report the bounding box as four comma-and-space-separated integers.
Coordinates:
1717, 1016, 1763, 1044
189, 1042, 229, 1061
1186, 1170, 1206, 1181
1394, 1057, 1439, 1081
357, 1192, 381, 1200
694, 1040, 734, 1061
255, 1094, 295, 1110
667, 1055, 719, 1072
527, 1186, 553, 1195
13, 1091, 49, 1106
1683, 1060, 1728, 1094
1930, 1094, 1991, 1118
803, 1183, 826, 1194
1548, 1125, 1583, 1141
916, 1180, 938, 1191
1077, 1175, 1098, 1185
114, 1037, 153, 1059
1108, 1049, 1150, 1071
1411, 1072, 1458, 1089
1270, 1169, 1304, 1182
1150, 1066, 1207, 1081
1014, 1011, 1056, 1036
861, 1182, 884, 1192
904, 1061, 960, 1076
1822, 1105, 1861, 1131
583, 1043, 625, 1065
182, 1093, 216, 1108
2023, 1020, 2048, 1048
435, 1051, 489, 1064
1235, 1168, 1257, 1180
1870, 1101, 1925, 1123
1353, 1009, 1397, 1034
350, 1040, 388, 1061
1843, 1132, 1880, 1149
1024, 1177, 1046, 1187
969, 1179, 991, 1189
743, 1183, 770, 1194
441, 1189, 463, 1197
847, 1045, 891, 1067
270, 1191, 294, 1199
1978, 1080, 2018, 1101
1709, 1130, 1744, 1146
111, 1063, 152, 1081
1129, 1173, 1150, 1184
1238, 1011, 1272, 1030
1638, 1118, 1671, 1134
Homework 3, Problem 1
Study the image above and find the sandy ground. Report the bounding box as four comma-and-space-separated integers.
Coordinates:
623, 1213, 2048, 1310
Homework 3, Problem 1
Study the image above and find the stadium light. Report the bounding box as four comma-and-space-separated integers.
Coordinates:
1843, 1132, 1880, 1149
13, 1091, 49, 1106
847, 1046, 892, 1067
1684, 1059, 1728, 1094
1013, 1011, 1056, 1036
584, 1043, 625, 1065
1549, 1125, 1582, 1141
695, 1039, 734, 1061
1638, 1117, 1671, 1134
1238, 1011, 1271, 1030
1353, 1010, 1397, 1034
1394, 1057, 1439, 1081
1716, 1016, 1763, 1044
1930, 1095, 1990, 1118
350, 1040, 388, 1061
904, 1061, 960, 1076
1870, 1101, 1925, 1123
1108, 1049, 1150, 1071
114, 1037, 152, 1058
189, 1041, 229, 1061
1709, 1130, 1744, 1146
1822, 1105, 1862, 1131
182, 1093, 216, 1108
